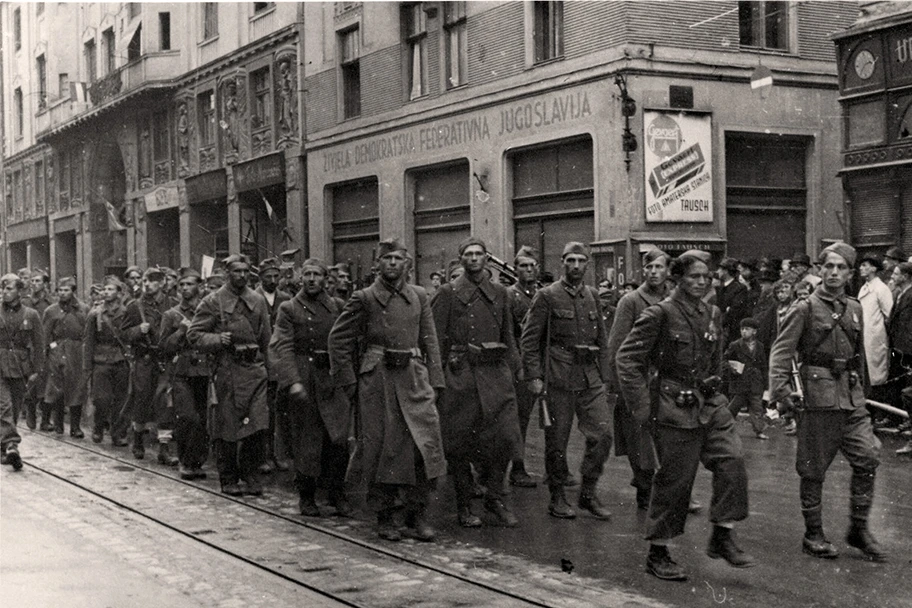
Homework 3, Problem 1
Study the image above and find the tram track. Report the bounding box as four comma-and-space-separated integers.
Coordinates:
21, 429, 622, 608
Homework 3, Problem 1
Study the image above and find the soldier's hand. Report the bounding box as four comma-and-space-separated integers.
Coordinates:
777, 396, 796, 416
219, 332, 233, 346
528, 378, 544, 395
180, 318, 192, 329
289, 383, 307, 402
140, 322, 151, 334
343, 383, 357, 401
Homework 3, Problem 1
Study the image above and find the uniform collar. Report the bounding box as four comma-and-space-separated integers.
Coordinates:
1, 299, 22, 312
216, 284, 260, 313
372, 277, 413, 307
295, 289, 333, 313
179, 297, 199, 313
454, 273, 496, 304
560, 278, 586, 298
636, 282, 666, 306
813, 285, 847, 305
671, 290, 706, 316
512, 282, 536, 300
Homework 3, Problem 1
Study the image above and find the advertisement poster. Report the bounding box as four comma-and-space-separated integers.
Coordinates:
643, 111, 713, 223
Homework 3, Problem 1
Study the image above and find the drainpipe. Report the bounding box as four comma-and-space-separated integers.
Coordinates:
295, 1, 308, 257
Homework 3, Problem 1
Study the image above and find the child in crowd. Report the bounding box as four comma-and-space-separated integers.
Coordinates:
725, 318, 770, 440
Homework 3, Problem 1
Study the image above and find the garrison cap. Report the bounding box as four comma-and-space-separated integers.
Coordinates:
1, 273, 23, 288
163, 267, 179, 279
561, 241, 590, 259
514, 245, 539, 264
819, 242, 857, 267
429, 270, 444, 280
680, 249, 712, 264
301, 258, 329, 276
376, 238, 407, 258
258, 257, 281, 273
57, 276, 77, 289
642, 248, 669, 265
222, 254, 252, 270
206, 271, 226, 288
458, 236, 487, 256
143, 267, 166, 282
885, 246, 908, 262
102, 275, 124, 290
280, 248, 301, 259
178, 267, 202, 282
124, 265, 143, 279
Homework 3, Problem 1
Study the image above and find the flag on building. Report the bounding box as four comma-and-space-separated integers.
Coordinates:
105, 200, 127, 231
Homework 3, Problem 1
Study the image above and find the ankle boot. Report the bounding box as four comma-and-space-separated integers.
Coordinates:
26, 401, 37, 430
297, 477, 320, 516
578, 477, 612, 520
329, 488, 354, 518
39, 403, 54, 431
803, 526, 839, 559
70, 406, 85, 438
132, 430, 146, 459
846, 521, 887, 562
157, 442, 179, 466
706, 526, 756, 568
53, 402, 65, 434
548, 486, 576, 519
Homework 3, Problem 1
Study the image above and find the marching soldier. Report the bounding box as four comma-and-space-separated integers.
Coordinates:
188, 254, 271, 497
256, 257, 292, 473
159, 268, 211, 480
163, 267, 180, 300
269, 259, 351, 517
0, 274, 44, 471
431, 237, 522, 528
121, 267, 178, 464
508, 245, 540, 488
42, 277, 89, 438
616, 252, 753, 582
23, 270, 53, 431
328, 239, 447, 542
769, 242, 885, 562
123, 266, 143, 303
520, 242, 613, 520
85, 276, 131, 445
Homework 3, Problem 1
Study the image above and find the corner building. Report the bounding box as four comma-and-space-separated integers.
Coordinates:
1, 2, 306, 293
305, 1, 857, 287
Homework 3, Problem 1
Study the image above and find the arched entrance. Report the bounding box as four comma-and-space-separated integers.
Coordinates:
86, 139, 129, 283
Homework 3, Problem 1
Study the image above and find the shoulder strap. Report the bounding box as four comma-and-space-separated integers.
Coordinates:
807, 294, 854, 353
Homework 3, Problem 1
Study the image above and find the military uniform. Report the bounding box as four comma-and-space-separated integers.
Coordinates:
256, 281, 292, 471
520, 278, 613, 514
160, 296, 211, 475
22, 290, 53, 430
328, 276, 447, 532
769, 283, 882, 559
84, 300, 130, 443
269, 289, 350, 514
508, 281, 538, 483
616, 292, 749, 543
432, 273, 522, 525
0, 298, 44, 466
121, 289, 176, 461
187, 280, 271, 494
42, 297, 89, 436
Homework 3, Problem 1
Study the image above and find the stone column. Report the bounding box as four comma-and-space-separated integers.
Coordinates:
284, 148, 306, 256
226, 166, 240, 255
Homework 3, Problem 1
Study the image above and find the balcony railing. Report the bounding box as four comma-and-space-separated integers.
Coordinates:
35, 96, 92, 134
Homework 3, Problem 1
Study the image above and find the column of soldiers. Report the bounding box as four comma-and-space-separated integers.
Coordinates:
0, 237, 894, 583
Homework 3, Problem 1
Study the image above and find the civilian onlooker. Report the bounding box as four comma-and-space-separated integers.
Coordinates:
725, 318, 769, 440
858, 255, 893, 409
883, 246, 908, 299
793, 280, 813, 301
789, 254, 822, 289
716, 258, 751, 347
888, 262, 912, 455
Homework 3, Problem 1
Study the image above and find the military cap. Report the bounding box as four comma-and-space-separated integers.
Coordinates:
178, 267, 202, 282
680, 249, 712, 264
222, 254, 252, 270
791, 253, 812, 267
885, 246, 908, 262
376, 238, 407, 258
206, 271, 226, 288
818, 242, 856, 267
162, 267, 178, 279
514, 245, 539, 264
279, 262, 295, 271
301, 258, 329, 276
102, 275, 124, 290
89, 283, 104, 294
858, 255, 883, 271
458, 236, 487, 256
57, 276, 78, 289
0, 273, 23, 288
258, 257, 281, 273
143, 267, 166, 281
31, 269, 50, 281
429, 270, 444, 280
740, 317, 759, 330
719, 257, 740, 272
124, 265, 143, 279
642, 248, 669, 265
561, 241, 590, 259
280, 248, 301, 259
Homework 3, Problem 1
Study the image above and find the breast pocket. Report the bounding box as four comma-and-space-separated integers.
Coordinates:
551, 308, 576, 339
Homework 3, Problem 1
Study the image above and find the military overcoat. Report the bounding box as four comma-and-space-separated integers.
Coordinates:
42, 299, 88, 406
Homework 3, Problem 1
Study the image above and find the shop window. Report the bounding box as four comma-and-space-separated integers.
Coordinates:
128, 24, 142, 62
159, 13, 171, 51
444, 1, 467, 89
103, 28, 116, 75
340, 27, 361, 119
412, 162, 471, 286
239, 184, 286, 266
533, 1, 563, 64
738, 1, 789, 51
85, 39, 97, 82
14, 88, 23, 137
251, 67, 271, 129
331, 178, 379, 286
14, 8, 21, 51
512, 137, 594, 277
198, 90, 215, 145
725, 133, 807, 259
37, 55, 47, 109
202, 3, 218, 40
403, 3, 427, 100
153, 110, 170, 161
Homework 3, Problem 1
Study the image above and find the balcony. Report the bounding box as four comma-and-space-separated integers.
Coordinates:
37, 51, 181, 139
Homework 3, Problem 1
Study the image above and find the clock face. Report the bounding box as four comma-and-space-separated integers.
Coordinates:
854, 49, 877, 80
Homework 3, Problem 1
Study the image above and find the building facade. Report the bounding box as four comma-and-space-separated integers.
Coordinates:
834, 1, 912, 258
304, 1, 857, 288
1, 2, 305, 293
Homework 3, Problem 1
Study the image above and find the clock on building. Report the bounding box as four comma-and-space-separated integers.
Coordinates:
854, 49, 877, 80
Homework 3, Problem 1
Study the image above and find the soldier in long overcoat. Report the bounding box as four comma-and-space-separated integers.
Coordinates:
0, 273, 44, 471
159, 268, 211, 480
328, 239, 447, 542
269, 258, 351, 517
23, 270, 53, 431
188, 254, 271, 496
121, 267, 177, 464
84, 276, 131, 445
42, 277, 88, 438
431, 237, 521, 528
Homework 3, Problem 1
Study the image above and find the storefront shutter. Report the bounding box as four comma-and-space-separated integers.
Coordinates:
902, 184, 912, 255
850, 175, 899, 251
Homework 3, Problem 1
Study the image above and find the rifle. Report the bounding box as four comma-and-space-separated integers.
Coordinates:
537, 305, 553, 428
487, 254, 518, 285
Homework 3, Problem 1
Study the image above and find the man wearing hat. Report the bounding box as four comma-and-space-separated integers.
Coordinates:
616, 252, 753, 581
85, 276, 131, 445
189, 254, 272, 496
606, 248, 670, 510
255, 257, 292, 473
41, 277, 89, 438
716, 257, 751, 348
888, 262, 912, 455
269, 258, 352, 517
858, 254, 893, 410
883, 246, 908, 298
121, 267, 179, 464
123, 266, 143, 303
769, 242, 886, 562
790, 253, 822, 289
431, 237, 523, 528
521, 241, 613, 520
333, 263, 353, 301
427, 270, 444, 298
328, 239, 447, 542
0, 274, 44, 471
160, 268, 211, 480
508, 245, 541, 488
162, 267, 180, 300
22, 270, 54, 431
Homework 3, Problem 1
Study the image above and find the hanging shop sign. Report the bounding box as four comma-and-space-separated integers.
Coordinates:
185, 169, 227, 204
144, 185, 180, 213
234, 153, 285, 192
643, 111, 713, 223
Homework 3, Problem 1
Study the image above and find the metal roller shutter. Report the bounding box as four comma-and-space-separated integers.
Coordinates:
902, 184, 912, 255
850, 174, 898, 251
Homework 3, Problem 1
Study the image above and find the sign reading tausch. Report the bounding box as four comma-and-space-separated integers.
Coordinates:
643, 111, 713, 223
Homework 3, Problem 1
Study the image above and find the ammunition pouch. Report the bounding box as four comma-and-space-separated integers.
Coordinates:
384, 348, 417, 369
675, 389, 700, 409
231, 344, 260, 364
804, 353, 858, 379
697, 375, 722, 399
467, 342, 508, 365
134, 344, 160, 360
571, 344, 600, 365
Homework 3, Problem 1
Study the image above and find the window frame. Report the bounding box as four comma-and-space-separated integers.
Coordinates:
202, 3, 219, 41
103, 28, 116, 75
14, 8, 22, 51
403, 3, 428, 101
85, 39, 98, 83
738, 1, 791, 52
532, 1, 563, 65
59, 73, 70, 100
159, 12, 171, 51
14, 87, 24, 137
197, 89, 216, 146
37, 55, 48, 110
253, 2, 275, 14
251, 67, 272, 130
443, 1, 467, 89
339, 26, 361, 120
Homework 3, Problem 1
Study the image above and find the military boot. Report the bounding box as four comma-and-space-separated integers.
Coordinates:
646, 544, 687, 581
377, 509, 402, 542
39, 403, 54, 431
69, 406, 85, 439
25, 401, 37, 430
846, 521, 887, 562
802, 506, 838, 558
5, 446, 23, 472
706, 526, 756, 568
578, 477, 612, 520
329, 487, 354, 518
53, 402, 66, 434
157, 442, 179, 466
404, 506, 435, 542
132, 430, 146, 459
297, 477, 320, 517
548, 486, 576, 519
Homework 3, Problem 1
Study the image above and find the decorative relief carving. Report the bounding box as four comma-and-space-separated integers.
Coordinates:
844, 144, 912, 167
116, 125, 138, 193
274, 48, 299, 149
176, 99, 192, 177
24, 164, 33, 219
219, 70, 248, 165
139, 122, 153, 189
252, 129, 272, 157
285, 156, 298, 191
200, 146, 217, 172
154, 161, 170, 185
47, 156, 57, 213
